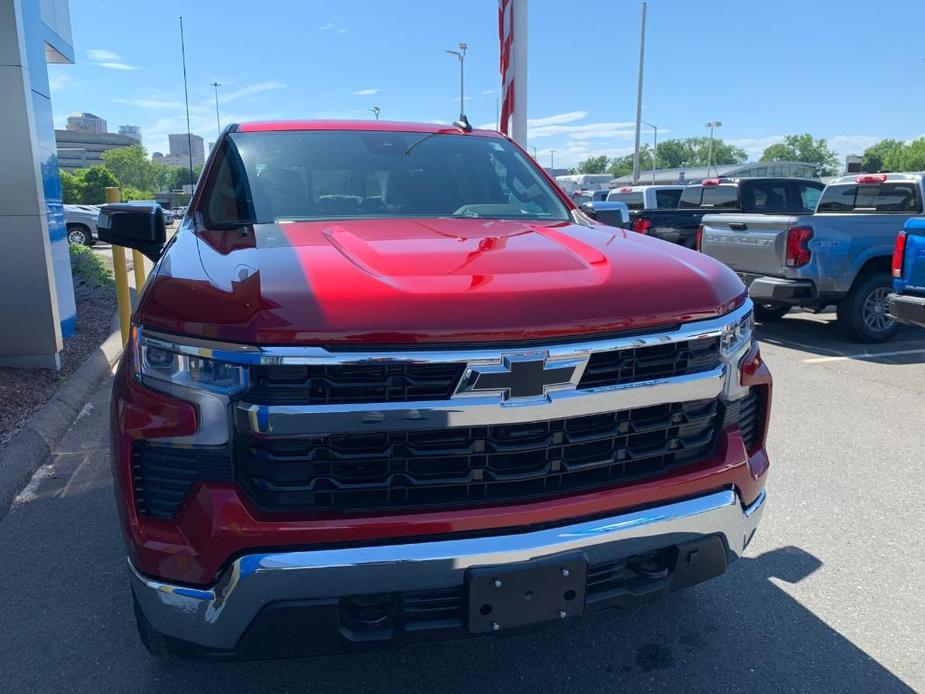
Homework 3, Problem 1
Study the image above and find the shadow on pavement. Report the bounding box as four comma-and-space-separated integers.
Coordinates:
756, 310, 925, 364
0, 467, 915, 692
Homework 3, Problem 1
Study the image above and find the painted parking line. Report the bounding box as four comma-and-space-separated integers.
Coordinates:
802, 348, 925, 364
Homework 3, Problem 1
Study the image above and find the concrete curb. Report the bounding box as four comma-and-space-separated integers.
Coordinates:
0, 310, 125, 520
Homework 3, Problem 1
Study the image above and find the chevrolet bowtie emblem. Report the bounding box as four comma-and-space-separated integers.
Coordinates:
456, 354, 586, 401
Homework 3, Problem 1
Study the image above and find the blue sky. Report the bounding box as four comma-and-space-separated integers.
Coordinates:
49, 0, 925, 168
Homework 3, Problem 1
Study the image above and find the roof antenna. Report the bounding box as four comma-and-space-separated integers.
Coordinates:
446, 43, 471, 132
453, 114, 472, 132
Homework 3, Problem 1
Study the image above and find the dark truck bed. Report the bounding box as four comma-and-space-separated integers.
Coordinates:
593, 177, 825, 248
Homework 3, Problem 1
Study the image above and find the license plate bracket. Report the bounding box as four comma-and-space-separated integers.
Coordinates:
466, 554, 588, 634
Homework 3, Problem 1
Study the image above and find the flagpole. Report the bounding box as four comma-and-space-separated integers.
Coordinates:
510, 0, 528, 146
631, 2, 647, 185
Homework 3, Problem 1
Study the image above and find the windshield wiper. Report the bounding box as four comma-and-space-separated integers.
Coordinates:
404, 132, 439, 155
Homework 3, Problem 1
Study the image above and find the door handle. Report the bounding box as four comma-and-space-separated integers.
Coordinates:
729, 223, 748, 231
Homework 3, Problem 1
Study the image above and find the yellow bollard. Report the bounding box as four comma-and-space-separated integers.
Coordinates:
131, 249, 147, 292
106, 187, 132, 345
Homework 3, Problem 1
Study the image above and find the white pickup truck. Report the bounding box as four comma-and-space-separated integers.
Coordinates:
698, 173, 924, 341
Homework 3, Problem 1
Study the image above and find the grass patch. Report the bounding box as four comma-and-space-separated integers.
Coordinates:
69, 242, 115, 297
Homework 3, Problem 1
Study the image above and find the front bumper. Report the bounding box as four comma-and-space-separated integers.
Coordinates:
888, 292, 925, 328
131, 487, 765, 656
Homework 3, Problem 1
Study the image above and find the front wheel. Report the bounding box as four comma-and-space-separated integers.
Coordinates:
836, 272, 900, 343
133, 594, 173, 659
754, 303, 790, 322
66, 224, 92, 246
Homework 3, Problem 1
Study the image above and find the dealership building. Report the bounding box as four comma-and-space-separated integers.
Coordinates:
1, 0, 75, 368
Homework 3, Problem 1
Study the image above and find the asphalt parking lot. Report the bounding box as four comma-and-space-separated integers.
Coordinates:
0, 310, 922, 693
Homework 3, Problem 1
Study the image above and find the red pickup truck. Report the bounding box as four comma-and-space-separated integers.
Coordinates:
100, 120, 771, 659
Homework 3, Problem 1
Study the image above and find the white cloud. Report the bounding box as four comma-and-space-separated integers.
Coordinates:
86, 48, 137, 70
353, 88, 381, 96
321, 17, 346, 33
481, 89, 497, 96
86, 48, 120, 61
48, 72, 73, 92
527, 111, 588, 127
530, 121, 637, 140
221, 81, 286, 103
112, 97, 188, 110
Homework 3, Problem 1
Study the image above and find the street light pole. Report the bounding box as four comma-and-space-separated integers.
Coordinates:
631, 1, 648, 185
705, 121, 722, 176
445, 43, 468, 120
369, 106, 381, 120
211, 82, 222, 138
550, 149, 556, 171
642, 120, 657, 184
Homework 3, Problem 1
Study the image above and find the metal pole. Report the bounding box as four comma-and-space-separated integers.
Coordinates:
106, 187, 131, 345
459, 44, 465, 120
511, 0, 528, 147
550, 149, 556, 171
211, 82, 221, 137
179, 17, 195, 187
653, 125, 657, 183
631, 2, 647, 185
705, 121, 721, 176
369, 106, 380, 120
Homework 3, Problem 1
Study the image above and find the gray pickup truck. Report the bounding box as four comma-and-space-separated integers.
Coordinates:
699, 173, 924, 342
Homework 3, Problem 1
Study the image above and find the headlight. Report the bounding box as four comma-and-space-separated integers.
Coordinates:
720, 308, 754, 356
132, 327, 248, 395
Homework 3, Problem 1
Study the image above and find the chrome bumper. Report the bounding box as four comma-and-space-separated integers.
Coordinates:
130, 488, 766, 650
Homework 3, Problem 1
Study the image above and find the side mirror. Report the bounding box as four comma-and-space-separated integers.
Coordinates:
97, 203, 166, 261
580, 202, 597, 219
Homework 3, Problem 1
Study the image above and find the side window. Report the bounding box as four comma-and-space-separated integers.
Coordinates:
655, 189, 682, 208
745, 181, 789, 213
678, 186, 703, 208
817, 184, 856, 211
797, 184, 823, 212
701, 185, 738, 209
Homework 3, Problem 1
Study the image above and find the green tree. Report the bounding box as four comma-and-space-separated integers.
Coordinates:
900, 138, 925, 171
101, 144, 156, 191
861, 139, 906, 173
60, 169, 85, 203
171, 165, 202, 189
760, 134, 839, 176
576, 155, 610, 174
608, 154, 634, 178
81, 165, 120, 203
654, 137, 747, 169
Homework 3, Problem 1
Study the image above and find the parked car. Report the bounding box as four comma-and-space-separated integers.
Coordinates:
698, 172, 925, 341
888, 216, 925, 328
127, 200, 174, 223
578, 199, 631, 227
63, 204, 100, 245
571, 189, 611, 204
627, 177, 825, 248
99, 120, 771, 660
606, 185, 684, 210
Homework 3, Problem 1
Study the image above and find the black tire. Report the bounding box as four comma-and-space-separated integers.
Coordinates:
66, 224, 93, 246
754, 303, 790, 322
836, 272, 901, 343
133, 594, 174, 659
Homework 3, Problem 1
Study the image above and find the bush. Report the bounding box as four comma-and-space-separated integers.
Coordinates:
69, 243, 114, 298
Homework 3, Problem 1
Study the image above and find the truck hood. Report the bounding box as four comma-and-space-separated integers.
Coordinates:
138, 218, 745, 345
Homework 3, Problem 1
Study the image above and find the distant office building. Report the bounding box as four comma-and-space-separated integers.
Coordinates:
55, 130, 137, 170
168, 133, 205, 167
66, 112, 107, 134
118, 125, 142, 145
845, 155, 863, 174
152, 152, 187, 168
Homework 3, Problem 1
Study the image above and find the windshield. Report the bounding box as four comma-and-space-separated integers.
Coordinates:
202, 130, 571, 226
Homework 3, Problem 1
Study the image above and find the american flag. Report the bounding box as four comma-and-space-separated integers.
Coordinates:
498, 0, 514, 135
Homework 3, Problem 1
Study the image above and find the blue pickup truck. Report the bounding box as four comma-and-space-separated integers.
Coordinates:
888, 217, 925, 328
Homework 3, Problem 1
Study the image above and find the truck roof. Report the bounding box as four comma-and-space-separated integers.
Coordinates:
829, 172, 924, 185
235, 120, 503, 137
